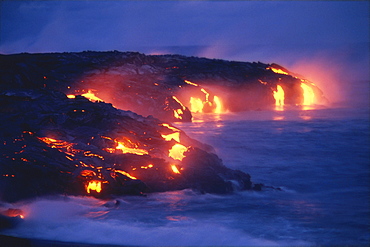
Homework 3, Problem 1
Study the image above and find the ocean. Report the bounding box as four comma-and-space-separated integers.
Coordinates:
1, 105, 369, 246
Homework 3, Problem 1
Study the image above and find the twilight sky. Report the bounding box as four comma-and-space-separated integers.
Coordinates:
0, 0, 369, 101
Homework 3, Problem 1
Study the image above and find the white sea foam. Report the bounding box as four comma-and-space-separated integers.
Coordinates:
2, 196, 311, 246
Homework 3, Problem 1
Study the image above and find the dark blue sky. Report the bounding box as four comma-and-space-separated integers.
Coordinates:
0, 1, 369, 100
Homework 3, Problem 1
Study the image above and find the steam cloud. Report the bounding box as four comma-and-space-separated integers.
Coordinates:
0, 1, 369, 103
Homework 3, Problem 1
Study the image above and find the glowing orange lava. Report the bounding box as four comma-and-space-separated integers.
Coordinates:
162, 132, 180, 142
213, 95, 223, 113
114, 170, 137, 180
115, 141, 148, 155
172, 96, 187, 120
161, 123, 181, 142
37, 137, 78, 156
171, 164, 181, 174
189, 97, 204, 113
161, 123, 181, 132
81, 90, 104, 102
269, 67, 289, 75
67, 90, 105, 102
168, 143, 188, 161
273, 85, 285, 111
184, 80, 199, 87
86, 180, 102, 193
300, 83, 315, 106
185, 80, 224, 114
141, 164, 154, 169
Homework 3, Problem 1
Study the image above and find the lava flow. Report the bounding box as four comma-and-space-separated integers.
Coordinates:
273, 85, 285, 111
36, 135, 146, 195
67, 89, 105, 102
268, 64, 322, 109
169, 143, 188, 161
86, 180, 102, 193
300, 82, 315, 105
184, 80, 224, 114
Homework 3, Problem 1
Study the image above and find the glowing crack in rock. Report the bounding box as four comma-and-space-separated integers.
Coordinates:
171, 164, 181, 174
115, 140, 148, 156
269, 67, 289, 75
114, 170, 137, 180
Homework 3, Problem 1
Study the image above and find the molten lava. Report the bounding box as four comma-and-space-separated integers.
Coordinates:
169, 143, 188, 161
171, 164, 181, 174
172, 96, 187, 120
273, 85, 285, 110
67, 90, 104, 102
114, 170, 137, 180
37, 137, 79, 156
162, 132, 180, 142
81, 90, 104, 102
115, 140, 148, 155
161, 123, 181, 142
189, 97, 204, 113
161, 123, 180, 132
300, 83, 315, 105
184, 80, 224, 114
213, 96, 223, 113
184, 80, 198, 87
86, 180, 102, 193
269, 67, 289, 75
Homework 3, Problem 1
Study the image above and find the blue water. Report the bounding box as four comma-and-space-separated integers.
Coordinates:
1, 106, 369, 246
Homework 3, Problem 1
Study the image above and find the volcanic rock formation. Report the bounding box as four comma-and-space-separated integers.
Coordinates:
0, 51, 325, 203
0, 51, 326, 122
0, 89, 252, 202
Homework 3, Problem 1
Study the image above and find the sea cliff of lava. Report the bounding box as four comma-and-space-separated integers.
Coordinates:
0, 51, 326, 122
0, 51, 325, 203
0, 89, 253, 203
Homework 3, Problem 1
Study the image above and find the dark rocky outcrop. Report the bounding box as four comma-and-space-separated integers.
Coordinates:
0, 89, 255, 202
0, 51, 319, 203
0, 51, 326, 122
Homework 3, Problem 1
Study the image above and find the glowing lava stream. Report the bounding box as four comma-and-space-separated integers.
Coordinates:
269, 67, 289, 75
67, 90, 104, 102
114, 170, 137, 180
273, 85, 285, 111
184, 80, 223, 113
213, 96, 223, 113
189, 97, 204, 113
161, 132, 180, 142
172, 96, 187, 120
171, 164, 181, 174
115, 141, 148, 155
300, 83, 315, 105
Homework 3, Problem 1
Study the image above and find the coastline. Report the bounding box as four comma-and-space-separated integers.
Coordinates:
0, 235, 135, 247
